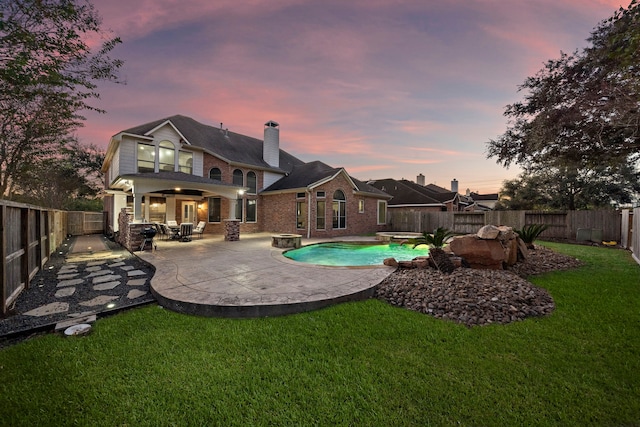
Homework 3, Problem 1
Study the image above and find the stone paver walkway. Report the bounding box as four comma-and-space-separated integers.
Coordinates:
0, 235, 154, 340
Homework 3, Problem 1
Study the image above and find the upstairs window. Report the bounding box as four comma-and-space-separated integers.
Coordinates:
247, 171, 257, 194
178, 151, 193, 174
158, 141, 175, 171
209, 167, 222, 181
137, 143, 155, 173
233, 169, 244, 186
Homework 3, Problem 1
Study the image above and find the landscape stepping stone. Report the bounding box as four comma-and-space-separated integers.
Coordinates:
55, 315, 97, 332
68, 311, 96, 318
127, 289, 148, 299
55, 287, 76, 298
86, 266, 103, 272
87, 261, 106, 267
79, 295, 119, 307
57, 273, 79, 280
120, 265, 134, 271
93, 274, 121, 284
109, 262, 125, 267
127, 278, 146, 287
58, 278, 84, 288
24, 302, 69, 316
127, 270, 146, 277
93, 281, 120, 291
86, 270, 112, 278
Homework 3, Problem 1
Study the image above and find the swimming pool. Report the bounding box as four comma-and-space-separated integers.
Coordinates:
283, 242, 429, 266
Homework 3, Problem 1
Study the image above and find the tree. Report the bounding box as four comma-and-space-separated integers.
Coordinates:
495, 162, 640, 210
487, 1, 640, 200
13, 141, 105, 210
0, 0, 122, 199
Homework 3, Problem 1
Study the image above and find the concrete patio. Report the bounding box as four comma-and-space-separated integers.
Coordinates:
137, 233, 396, 317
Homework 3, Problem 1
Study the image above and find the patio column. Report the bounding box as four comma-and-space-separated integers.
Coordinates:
133, 192, 143, 222
229, 198, 238, 220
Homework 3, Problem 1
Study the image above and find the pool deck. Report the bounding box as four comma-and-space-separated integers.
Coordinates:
137, 233, 396, 318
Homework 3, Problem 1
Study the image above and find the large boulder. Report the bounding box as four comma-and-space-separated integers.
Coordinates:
477, 225, 501, 240
449, 235, 506, 269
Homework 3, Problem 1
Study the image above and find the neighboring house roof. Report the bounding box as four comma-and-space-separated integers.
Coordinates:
116, 114, 305, 173
367, 178, 444, 206
263, 161, 391, 199
470, 192, 499, 201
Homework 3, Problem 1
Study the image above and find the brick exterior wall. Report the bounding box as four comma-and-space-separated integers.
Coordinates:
260, 173, 389, 238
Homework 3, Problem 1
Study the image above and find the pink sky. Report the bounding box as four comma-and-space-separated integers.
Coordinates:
79, 0, 627, 193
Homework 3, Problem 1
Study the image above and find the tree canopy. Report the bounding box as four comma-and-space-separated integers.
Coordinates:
488, 1, 639, 168
0, 0, 122, 202
488, 1, 639, 209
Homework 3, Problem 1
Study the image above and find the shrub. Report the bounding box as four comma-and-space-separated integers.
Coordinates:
516, 223, 549, 249
406, 227, 455, 249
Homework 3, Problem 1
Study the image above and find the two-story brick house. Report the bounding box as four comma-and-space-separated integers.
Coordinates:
101, 115, 391, 239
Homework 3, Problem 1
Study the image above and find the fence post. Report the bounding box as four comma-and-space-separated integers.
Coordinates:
1, 205, 5, 315
20, 207, 30, 290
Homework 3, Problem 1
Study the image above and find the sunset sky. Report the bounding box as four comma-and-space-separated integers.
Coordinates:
80, 0, 627, 193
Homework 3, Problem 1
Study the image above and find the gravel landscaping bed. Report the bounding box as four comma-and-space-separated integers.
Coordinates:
0, 237, 156, 348
375, 245, 584, 327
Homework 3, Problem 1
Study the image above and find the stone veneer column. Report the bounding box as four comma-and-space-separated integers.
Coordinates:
224, 219, 240, 241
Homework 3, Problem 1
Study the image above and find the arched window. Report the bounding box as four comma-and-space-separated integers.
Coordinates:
332, 190, 346, 229
158, 141, 175, 171
232, 169, 243, 186
247, 171, 257, 194
209, 167, 222, 181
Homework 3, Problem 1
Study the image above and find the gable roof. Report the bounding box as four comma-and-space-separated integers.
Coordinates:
367, 178, 444, 206
263, 161, 390, 198
117, 115, 305, 173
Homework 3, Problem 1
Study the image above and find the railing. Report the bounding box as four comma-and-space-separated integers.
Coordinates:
387, 209, 623, 242
1, 200, 105, 315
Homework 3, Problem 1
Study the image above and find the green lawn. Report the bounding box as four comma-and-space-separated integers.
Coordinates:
1, 243, 639, 426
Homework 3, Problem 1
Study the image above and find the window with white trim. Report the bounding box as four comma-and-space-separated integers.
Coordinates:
332, 190, 346, 229
377, 200, 387, 225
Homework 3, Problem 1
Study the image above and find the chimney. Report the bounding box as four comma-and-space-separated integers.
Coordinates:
416, 173, 425, 186
263, 120, 280, 167
451, 178, 459, 193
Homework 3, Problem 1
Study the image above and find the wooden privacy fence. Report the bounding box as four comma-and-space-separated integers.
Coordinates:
1, 200, 105, 316
387, 209, 623, 242
67, 211, 105, 235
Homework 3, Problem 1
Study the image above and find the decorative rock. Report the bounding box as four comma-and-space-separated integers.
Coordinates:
477, 225, 500, 240
450, 235, 505, 270
127, 270, 146, 277
412, 258, 429, 269
383, 257, 398, 267
127, 278, 147, 286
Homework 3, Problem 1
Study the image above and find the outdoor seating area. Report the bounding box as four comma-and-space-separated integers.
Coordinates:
152, 221, 197, 242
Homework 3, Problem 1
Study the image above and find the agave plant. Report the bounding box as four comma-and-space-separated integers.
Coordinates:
515, 223, 549, 249
406, 227, 456, 249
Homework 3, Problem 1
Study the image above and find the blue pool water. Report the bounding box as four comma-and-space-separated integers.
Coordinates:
284, 242, 429, 266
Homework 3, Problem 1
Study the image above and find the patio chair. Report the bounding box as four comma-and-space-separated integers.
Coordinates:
157, 223, 170, 240
180, 222, 193, 242
167, 220, 178, 227
193, 221, 206, 239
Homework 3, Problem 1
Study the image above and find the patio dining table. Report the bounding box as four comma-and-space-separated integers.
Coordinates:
166, 224, 181, 240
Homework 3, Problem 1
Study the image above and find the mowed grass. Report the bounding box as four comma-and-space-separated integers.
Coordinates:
0, 243, 639, 426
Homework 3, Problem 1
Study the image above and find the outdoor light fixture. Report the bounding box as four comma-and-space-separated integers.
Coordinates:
238, 190, 245, 196
106, 303, 116, 309
175, 187, 181, 191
